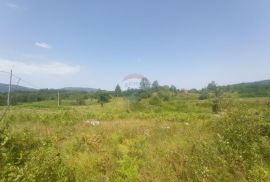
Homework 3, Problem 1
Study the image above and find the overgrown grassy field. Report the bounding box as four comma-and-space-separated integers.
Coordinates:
1, 93, 270, 181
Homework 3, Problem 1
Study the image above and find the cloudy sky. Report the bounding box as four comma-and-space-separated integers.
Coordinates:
0, 0, 270, 90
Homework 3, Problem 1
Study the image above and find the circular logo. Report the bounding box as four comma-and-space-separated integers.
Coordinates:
122, 73, 145, 90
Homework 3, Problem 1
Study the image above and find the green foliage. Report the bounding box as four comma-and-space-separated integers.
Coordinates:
213, 109, 270, 181
152, 80, 159, 90
24, 147, 74, 182
267, 97, 270, 108
115, 84, 122, 97
220, 80, 270, 97
129, 92, 141, 104
170, 85, 177, 95
140, 77, 151, 90
207, 81, 217, 92
139, 90, 151, 99
0, 124, 74, 181
1, 91, 270, 181
97, 91, 111, 107
114, 156, 140, 182
0, 89, 95, 105
157, 89, 171, 101
0, 94, 6, 106
76, 98, 86, 105
149, 95, 162, 106
199, 90, 209, 100
212, 99, 220, 114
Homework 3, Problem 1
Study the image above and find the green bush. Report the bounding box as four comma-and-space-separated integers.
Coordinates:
76, 98, 86, 105
24, 147, 74, 182
214, 109, 270, 181
199, 91, 209, 100
212, 99, 220, 114
0, 125, 74, 181
149, 95, 162, 106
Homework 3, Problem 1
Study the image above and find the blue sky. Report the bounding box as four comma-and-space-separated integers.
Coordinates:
0, 0, 270, 90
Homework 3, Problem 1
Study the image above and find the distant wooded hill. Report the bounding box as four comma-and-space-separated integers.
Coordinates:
0, 83, 36, 93
61, 87, 97, 92
0, 80, 270, 97
0, 83, 98, 93
219, 80, 270, 97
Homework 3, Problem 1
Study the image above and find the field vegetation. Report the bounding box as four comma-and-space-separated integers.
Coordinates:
0, 81, 270, 181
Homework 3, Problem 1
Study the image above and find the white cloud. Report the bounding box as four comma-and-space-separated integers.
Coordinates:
35, 42, 51, 49
0, 58, 80, 76
6, 3, 19, 9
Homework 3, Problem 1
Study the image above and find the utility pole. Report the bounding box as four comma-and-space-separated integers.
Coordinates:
7, 70, 12, 106
58, 91, 60, 107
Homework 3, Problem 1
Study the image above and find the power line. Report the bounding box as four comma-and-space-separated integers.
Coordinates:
0, 70, 40, 122
0, 70, 11, 74
0, 70, 40, 90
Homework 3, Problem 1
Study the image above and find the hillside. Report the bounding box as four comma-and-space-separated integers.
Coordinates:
220, 80, 270, 97
0, 83, 36, 93
61, 87, 97, 92
0, 83, 98, 93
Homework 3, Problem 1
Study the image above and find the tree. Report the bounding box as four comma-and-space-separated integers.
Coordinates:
97, 92, 110, 107
140, 77, 151, 90
207, 81, 221, 97
152, 80, 159, 90
207, 81, 217, 92
115, 84, 122, 97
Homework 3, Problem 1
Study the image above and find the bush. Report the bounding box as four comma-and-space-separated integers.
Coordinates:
212, 99, 220, 114
24, 147, 74, 182
76, 98, 86, 105
199, 91, 209, 100
0, 125, 74, 181
214, 109, 270, 180
149, 95, 162, 106
157, 90, 171, 101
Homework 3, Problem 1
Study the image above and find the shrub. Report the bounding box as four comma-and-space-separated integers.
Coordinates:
24, 147, 74, 182
0, 125, 74, 181
199, 91, 209, 100
157, 90, 171, 101
212, 99, 220, 114
149, 95, 162, 106
76, 98, 86, 105
214, 109, 270, 180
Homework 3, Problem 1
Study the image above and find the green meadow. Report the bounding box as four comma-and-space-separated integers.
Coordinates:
1, 91, 270, 181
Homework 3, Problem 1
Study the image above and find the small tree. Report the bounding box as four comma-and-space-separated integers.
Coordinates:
207, 81, 217, 91
140, 77, 151, 90
115, 84, 122, 97
97, 92, 110, 107
207, 81, 222, 97
152, 80, 159, 90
